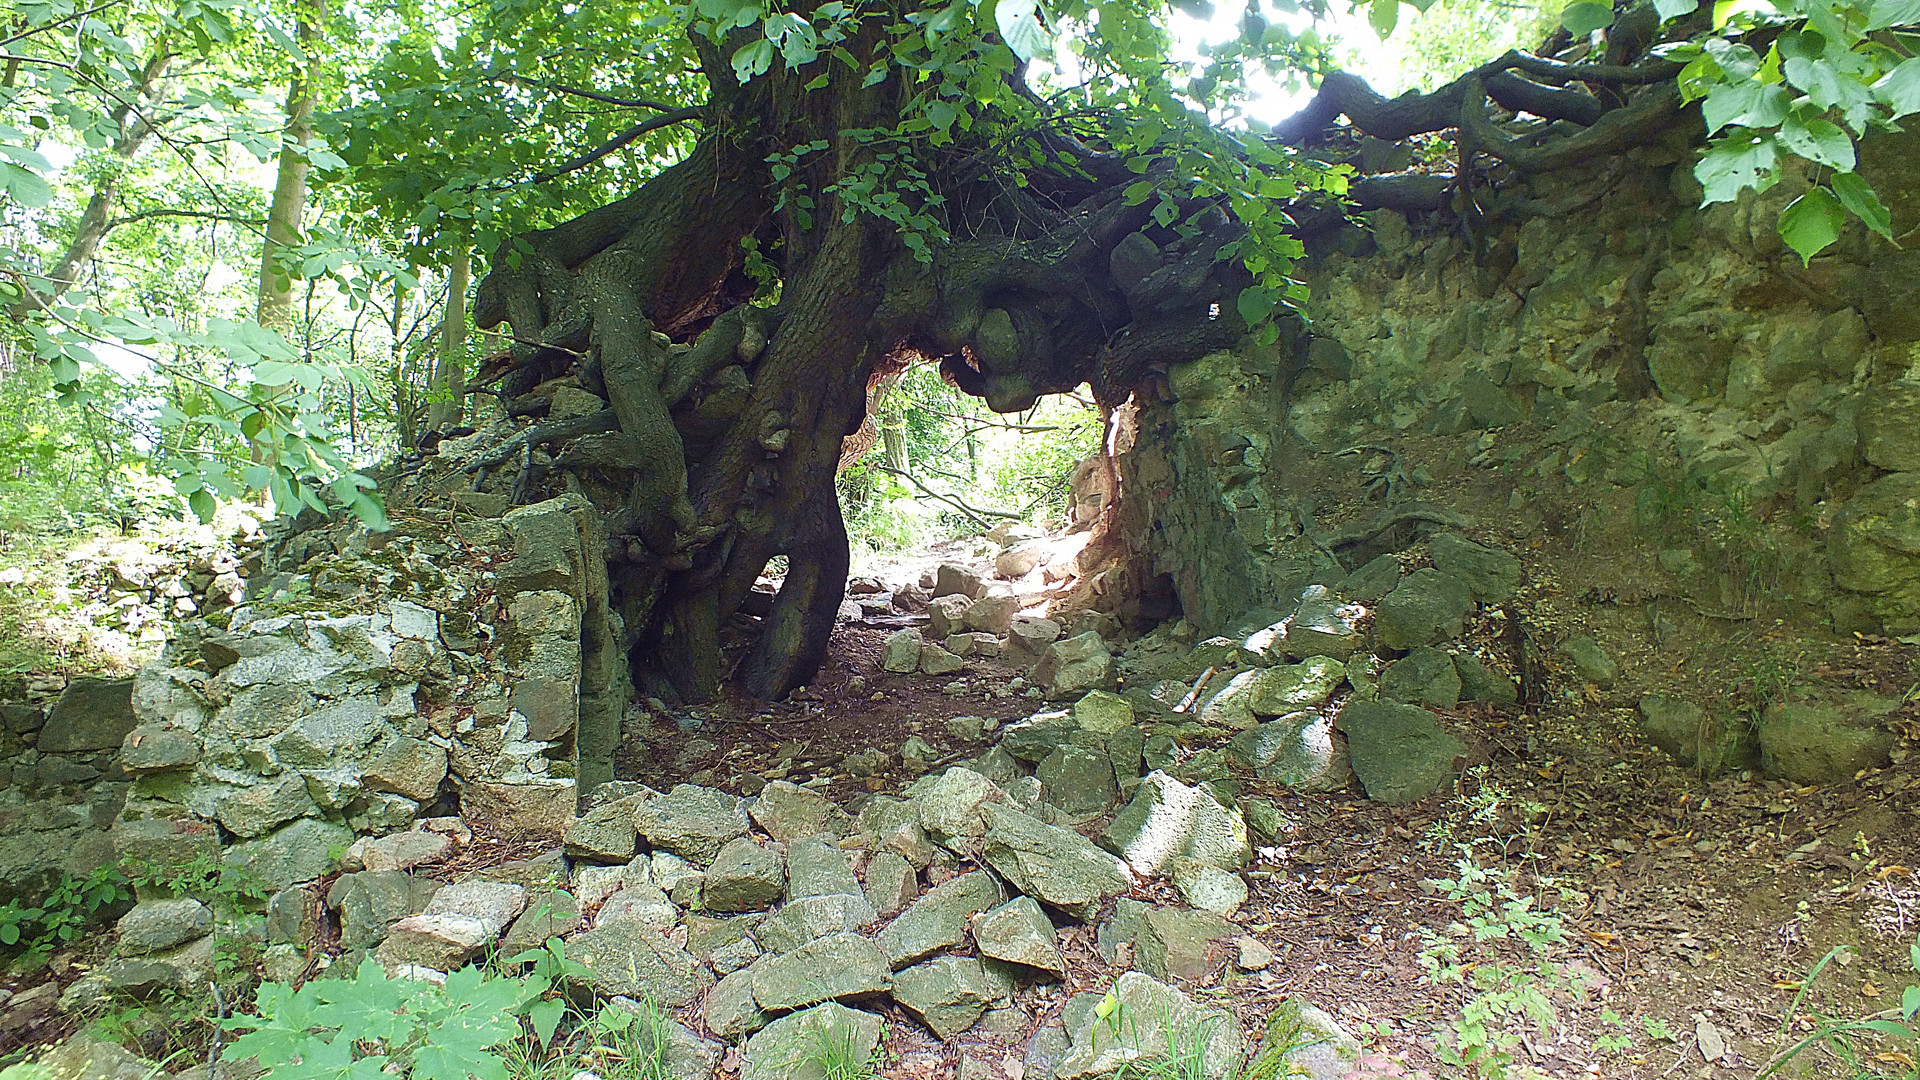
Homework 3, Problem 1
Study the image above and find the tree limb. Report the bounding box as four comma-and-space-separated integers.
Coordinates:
500, 75, 685, 113
874, 464, 1023, 526
526, 108, 705, 185
464, 410, 620, 472
106, 208, 265, 229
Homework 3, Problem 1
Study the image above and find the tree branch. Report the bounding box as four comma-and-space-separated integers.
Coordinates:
106, 208, 265, 229
502, 75, 685, 113
874, 465, 1023, 526
525, 108, 705, 185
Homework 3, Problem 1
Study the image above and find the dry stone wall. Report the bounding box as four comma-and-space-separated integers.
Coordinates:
1116, 128, 1920, 640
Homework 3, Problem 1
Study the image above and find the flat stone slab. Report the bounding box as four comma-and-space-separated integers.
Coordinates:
981, 805, 1131, 921
877, 871, 1004, 969
750, 932, 892, 1012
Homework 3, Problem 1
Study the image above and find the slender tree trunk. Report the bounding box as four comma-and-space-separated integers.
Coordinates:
256, 0, 322, 330
10, 50, 171, 318
427, 249, 470, 431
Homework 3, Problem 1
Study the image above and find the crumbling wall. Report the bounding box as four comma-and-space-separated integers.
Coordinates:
114, 487, 632, 890
1116, 128, 1920, 638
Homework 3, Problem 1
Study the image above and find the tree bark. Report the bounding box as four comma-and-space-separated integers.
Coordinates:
427, 249, 470, 431
256, 0, 323, 331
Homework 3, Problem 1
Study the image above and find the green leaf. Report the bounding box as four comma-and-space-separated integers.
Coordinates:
1902, 983, 1920, 1020
1236, 285, 1277, 325
1866, 0, 1920, 30
1778, 187, 1844, 264
1653, 0, 1699, 20
0, 162, 52, 207
1851, 1019, 1916, 1037
528, 998, 564, 1048
1776, 115, 1855, 169
1830, 173, 1892, 238
1695, 134, 1778, 203
1369, 0, 1398, 37
995, 0, 1051, 61
1702, 82, 1789, 133
731, 38, 775, 82
188, 489, 216, 524
1876, 57, 1920, 117
1561, 1, 1613, 35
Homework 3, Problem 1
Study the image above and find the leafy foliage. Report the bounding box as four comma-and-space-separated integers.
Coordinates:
1642, 0, 1920, 262
226, 957, 533, 1080
0, 865, 131, 956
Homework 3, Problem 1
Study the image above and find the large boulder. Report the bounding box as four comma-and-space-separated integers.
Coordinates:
1374, 569, 1475, 649
1244, 657, 1347, 714
704, 837, 786, 912
1338, 701, 1467, 804
784, 837, 865, 900
1428, 534, 1522, 603
964, 594, 1019, 636
1378, 648, 1462, 708
971, 895, 1065, 977
1226, 713, 1351, 793
752, 893, 876, 954
566, 921, 714, 1006
881, 629, 923, 673
928, 594, 973, 639
40, 677, 137, 753
877, 870, 1005, 968
749, 781, 853, 843
1278, 587, 1367, 661
1758, 692, 1896, 783
635, 784, 751, 863
1097, 772, 1251, 877
1036, 746, 1118, 816
1637, 696, 1757, 775
893, 956, 1012, 1038
1134, 906, 1233, 981
222, 818, 354, 892
979, 804, 1131, 920
115, 899, 213, 955
934, 563, 988, 600
1032, 632, 1116, 699
911, 767, 1009, 848
750, 932, 892, 1012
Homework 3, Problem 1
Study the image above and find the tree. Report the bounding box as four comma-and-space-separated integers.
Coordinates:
448, 0, 1358, 702
426, 0, 1916, 703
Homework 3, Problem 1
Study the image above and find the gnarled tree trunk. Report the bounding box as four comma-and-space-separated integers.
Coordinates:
467, 0, 1699, 702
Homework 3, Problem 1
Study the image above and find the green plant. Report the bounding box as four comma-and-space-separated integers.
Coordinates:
1418, 848, 1577, 1080
226, 955, 548, 1080
121, 852, 269, 911
799, 1013, 882, 1080
1754, 936, 1920, 1079
0, 865, 132, 958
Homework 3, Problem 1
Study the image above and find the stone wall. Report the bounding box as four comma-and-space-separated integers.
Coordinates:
1114, 128, 1920, 638
111, 489, 632, 892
